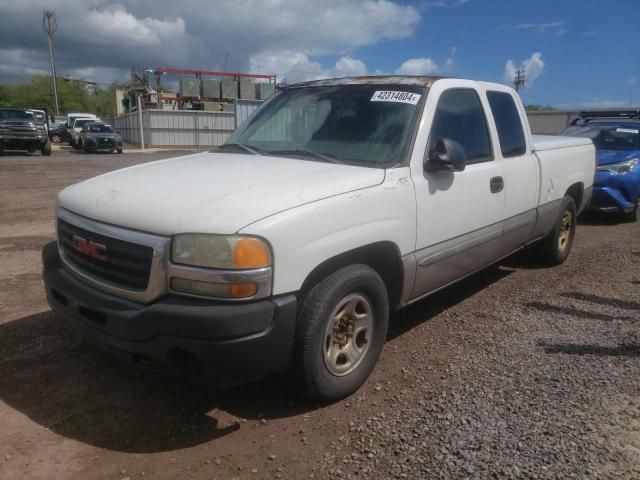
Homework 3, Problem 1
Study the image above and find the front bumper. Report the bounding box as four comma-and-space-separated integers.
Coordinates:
42, 241, 297, 386
0, 134, 47, 148
589, 170, 640, 213
84, 139, 121, 151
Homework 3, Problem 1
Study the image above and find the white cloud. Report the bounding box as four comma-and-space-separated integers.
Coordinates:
0, 0, 422, 82
334, 56, 367, 77
249, 51, 368, 83
85, 6, 185, 46
579, 99, 629, 108
395, 58, 440, 75
504, 52, 545, 87
423, 0, 471, 8
501, 21, 566, 35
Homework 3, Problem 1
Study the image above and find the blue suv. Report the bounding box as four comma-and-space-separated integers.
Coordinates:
561, 111, 640, 221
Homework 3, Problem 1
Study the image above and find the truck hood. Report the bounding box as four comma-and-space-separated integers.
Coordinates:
597, 149, 640, 166
58, 152, 385, 235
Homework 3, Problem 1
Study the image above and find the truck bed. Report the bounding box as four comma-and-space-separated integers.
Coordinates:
532, 134, 593, 151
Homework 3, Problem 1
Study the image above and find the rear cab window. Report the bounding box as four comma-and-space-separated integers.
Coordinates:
486, 91, 527, 157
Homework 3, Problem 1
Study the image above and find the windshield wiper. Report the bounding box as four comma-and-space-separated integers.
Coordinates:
217, 143, 262, 155
266, 149, 345, 164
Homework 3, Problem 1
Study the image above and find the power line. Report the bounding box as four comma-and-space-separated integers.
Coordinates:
42, 10, 59, 116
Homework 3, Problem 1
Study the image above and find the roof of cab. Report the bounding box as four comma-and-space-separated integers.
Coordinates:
290, 75, 449, 88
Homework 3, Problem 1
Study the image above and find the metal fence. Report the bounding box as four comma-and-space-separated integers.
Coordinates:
111, 100, 262, 148
110, 105, 600, 148
526, 111, 582, 135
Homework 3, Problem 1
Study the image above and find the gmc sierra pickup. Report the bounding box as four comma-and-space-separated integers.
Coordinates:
42, 76, 595, 402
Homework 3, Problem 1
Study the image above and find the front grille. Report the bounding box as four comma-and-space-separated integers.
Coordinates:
97, 138, 114, 146
58, 218, 154, 290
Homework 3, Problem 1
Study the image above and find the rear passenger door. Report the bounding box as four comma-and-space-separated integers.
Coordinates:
410, 85, 506, 299
485, 90, 539, 247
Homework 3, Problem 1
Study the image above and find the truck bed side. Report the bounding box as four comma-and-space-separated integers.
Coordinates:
532, 135, 596, 211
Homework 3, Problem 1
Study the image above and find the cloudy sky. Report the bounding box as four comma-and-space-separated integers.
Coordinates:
1, 0, 639, 107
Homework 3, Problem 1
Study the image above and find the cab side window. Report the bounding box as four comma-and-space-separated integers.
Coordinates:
428, 88, 493, 165
486, 91, 527, 157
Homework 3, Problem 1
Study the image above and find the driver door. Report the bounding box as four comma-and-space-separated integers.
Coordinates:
410, 86, 506, 299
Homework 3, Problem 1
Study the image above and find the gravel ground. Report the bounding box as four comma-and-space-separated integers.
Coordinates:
319, 230, 640, 479
0, 149, 638, 479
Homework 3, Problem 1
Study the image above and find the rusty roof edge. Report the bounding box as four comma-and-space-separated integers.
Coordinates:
288, 75, 450, 88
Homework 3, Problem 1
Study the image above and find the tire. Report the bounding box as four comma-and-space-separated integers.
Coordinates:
292, 264, 389, 403
116, 146, 123, 154
50, 134, 62, 144
535, 196, 577, 266
27, 147, 36, 154
41, 141, 52, 156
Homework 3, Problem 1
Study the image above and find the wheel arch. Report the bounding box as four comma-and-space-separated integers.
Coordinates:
564, 182, 584, 211
299, 241, 405, 310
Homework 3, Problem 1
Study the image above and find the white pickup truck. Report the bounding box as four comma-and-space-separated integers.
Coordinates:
43, 76, 595, 402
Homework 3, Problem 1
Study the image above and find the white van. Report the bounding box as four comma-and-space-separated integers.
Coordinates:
66, 113, 97, 128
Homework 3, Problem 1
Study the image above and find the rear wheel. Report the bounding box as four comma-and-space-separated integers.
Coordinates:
291, 264, 389, 403
50, 134, 62, 144
535, 196, 576, 265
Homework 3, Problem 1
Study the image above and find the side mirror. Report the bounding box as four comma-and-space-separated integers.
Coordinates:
425, 138, 466, 173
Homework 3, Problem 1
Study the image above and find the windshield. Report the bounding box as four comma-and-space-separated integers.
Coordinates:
0, 109, 34, 121
226, 84, 426, 167
562, 124, 640, 151
87, 124, 114, 133
74, 119, 94, 128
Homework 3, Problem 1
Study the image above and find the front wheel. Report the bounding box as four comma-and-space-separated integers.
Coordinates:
50, 134, 62, 144
292, 264, 389, 403
41, 141, 52, 156
535, 196, 577, 265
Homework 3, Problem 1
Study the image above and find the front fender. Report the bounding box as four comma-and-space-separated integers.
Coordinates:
239, 168, 416, 295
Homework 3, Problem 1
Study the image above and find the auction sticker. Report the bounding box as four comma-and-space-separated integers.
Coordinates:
370, 91, 421, 105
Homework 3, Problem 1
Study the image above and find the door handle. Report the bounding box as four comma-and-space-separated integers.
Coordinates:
490, 176, 504, 193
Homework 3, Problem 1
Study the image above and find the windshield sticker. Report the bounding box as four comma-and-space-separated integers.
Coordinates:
616, 128, 639, 134
370, 91, 421, 105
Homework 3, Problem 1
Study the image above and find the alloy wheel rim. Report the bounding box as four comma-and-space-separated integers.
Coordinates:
558, 210, 572, 252
323, 293, 374, 377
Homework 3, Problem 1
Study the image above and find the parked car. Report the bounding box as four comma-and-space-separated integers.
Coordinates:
69, 117, 100, 149
66, 112, 97, 147
561, 111, 640, 221
0, 108, 51, 155
78, 122, 123, 153
42, 76, 595, 402
48, 122, 70, 144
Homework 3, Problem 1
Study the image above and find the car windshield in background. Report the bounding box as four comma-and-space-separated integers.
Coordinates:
75, 119, 94, 128
225, 84, 426, 167
562, 124, 640, 151
88, 124, 114, 133
0, 109, 34, 121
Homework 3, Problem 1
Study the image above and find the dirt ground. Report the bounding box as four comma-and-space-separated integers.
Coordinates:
0, 149, 638, 479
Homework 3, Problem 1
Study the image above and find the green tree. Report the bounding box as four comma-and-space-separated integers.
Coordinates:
0, 75, 117, 119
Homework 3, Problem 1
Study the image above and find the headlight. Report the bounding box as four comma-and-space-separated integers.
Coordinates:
170, 234, 272, 300
596, 158, 639, 175
172, 234, 271, 269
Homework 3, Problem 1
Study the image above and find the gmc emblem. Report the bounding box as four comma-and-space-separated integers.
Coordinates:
72, 235, 107, 261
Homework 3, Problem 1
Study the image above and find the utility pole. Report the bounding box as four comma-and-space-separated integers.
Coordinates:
42, 10, 60, 116
513, 69, 525, 92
